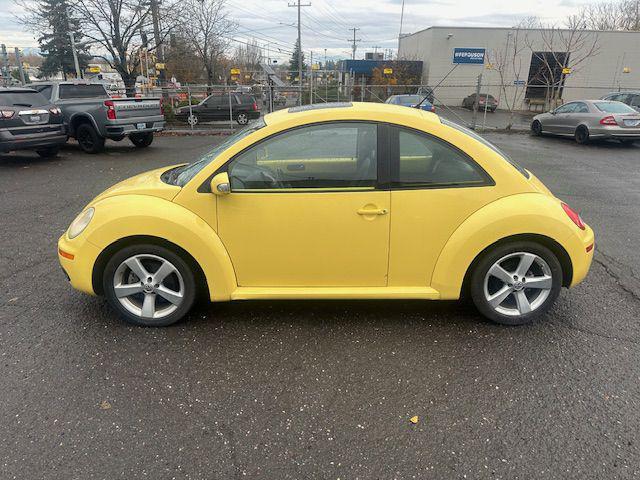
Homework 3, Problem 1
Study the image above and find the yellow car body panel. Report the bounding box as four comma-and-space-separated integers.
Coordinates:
57, 102, 594, 306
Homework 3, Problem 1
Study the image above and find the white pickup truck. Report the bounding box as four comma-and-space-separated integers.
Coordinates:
30, 81, 165, 153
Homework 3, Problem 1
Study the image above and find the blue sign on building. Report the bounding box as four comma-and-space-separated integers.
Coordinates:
452, 48, 486, 65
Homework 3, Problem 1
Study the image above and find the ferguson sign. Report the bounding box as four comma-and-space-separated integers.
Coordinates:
452, 48, 486, 64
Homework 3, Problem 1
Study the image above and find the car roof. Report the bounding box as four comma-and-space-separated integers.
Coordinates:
0, 86, 38, 93
264, 101, 439, 126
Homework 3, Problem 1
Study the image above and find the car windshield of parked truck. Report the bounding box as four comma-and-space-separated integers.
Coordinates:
594, 101, 636, 114
0, 91, 48, 107
165, 119, 266, 187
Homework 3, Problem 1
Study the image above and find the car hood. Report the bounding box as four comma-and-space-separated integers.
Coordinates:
90, 165, 183, 204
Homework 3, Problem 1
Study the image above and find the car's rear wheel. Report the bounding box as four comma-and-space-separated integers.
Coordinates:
36, 146, 60, 157
187, 114, 199, 126
103, 244, 197, 327
236, 112, 249, 125
575, 125, 590, 144
129, 132, 154, 148
531, 120, 543, 136
76, 123, 105, 153
470, 241, 563, 326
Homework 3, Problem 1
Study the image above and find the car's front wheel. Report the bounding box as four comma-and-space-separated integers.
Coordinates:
531, 120, 543, 136
470, 241, 563, 326
103, 244, 197, 327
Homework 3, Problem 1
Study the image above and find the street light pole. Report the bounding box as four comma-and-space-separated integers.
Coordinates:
288, 1, 311, 106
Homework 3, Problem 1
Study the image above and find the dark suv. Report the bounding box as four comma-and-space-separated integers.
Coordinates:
0, 87, 67, 157
175, 93, 261, 125
602, 91, 640, 113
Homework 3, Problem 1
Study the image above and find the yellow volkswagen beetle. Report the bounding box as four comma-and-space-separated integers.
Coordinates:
58, 102, 594, 327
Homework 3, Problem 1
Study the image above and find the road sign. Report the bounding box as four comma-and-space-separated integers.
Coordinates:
155, 63, 165, 70
383, 68, 393, 75
88, 66, 101, 73
230, 68, 240, 75
513, 79, 526, 86
452, 48, 486, 65
562, 67, 572, 75
312, 63, 320, 70
623, 67, 631, 73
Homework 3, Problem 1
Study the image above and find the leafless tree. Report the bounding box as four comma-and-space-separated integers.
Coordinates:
179, 0, 236, 88
524, 18, 601, 108
581, 0, 640, 31
67, 0, 175, 96
232, 38, 263, 84
485, 23, 530, 129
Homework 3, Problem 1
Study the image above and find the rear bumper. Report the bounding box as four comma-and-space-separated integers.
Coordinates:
568, 224, 595, 288
0, 127, 67, 153
589, 126, 640, 139
104, 116, 165, 138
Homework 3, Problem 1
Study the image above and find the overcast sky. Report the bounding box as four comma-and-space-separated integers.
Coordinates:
0, 0, 598, 61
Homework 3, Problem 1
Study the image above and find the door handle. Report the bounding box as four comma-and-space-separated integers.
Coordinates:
357, 207, 388, 216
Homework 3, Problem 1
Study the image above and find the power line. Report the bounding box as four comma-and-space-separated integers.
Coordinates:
348, 27, 361, 60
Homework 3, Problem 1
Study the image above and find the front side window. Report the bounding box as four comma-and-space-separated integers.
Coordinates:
555, 103, 577, 114
227, 122, 377, 190
392, 127, 488, 188
630, 95, 640, 108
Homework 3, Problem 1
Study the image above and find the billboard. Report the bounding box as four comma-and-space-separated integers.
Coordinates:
452, 48, 486, 65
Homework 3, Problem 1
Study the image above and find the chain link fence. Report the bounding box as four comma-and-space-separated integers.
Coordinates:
151, 82, 639, 132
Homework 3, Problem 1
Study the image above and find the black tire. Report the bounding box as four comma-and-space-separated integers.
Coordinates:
531, 120, 543, 136
102, 244, 198, 327
76, 123, 105, 153
129, 132, 154, 148
575, 125, 590, 144
469, 241, 563, 326
36, 146, 60, 157
236, 112, 249, 125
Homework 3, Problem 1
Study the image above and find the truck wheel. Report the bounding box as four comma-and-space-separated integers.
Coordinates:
129, 132, 154, 148
76, 124, 105, 153
36, 146, 60, 158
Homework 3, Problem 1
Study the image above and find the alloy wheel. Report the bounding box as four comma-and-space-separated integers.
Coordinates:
113, 254, 185, 320
237, 113, 248, 125
483, 252, 553, 317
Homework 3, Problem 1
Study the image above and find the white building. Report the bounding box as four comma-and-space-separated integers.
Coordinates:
398, 26, 640, 110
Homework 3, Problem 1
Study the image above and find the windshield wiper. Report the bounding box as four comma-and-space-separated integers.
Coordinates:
13, 103, 33, 107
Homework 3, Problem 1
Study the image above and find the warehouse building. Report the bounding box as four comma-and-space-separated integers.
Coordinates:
398, 26, 640, 111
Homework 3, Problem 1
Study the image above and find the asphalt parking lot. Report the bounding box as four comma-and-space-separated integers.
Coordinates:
1, 133, 639, 479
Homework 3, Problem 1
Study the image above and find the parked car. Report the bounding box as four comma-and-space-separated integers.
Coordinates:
601, 91, 640, 113
30, 81, 164, 153
58, 102, 594, 328
385, 94, 435, 112
0, 87, 67, 157
531, 100, 640, 144
462, 93, 498, 112
174, 94, 261, 125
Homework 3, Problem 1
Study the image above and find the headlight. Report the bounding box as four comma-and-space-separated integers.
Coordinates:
68, 207, 94, 239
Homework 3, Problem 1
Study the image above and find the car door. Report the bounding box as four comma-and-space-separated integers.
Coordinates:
547, 102, 576, 133
215, 121, 390, 287
385, 125, 498, 288
569, 102, 591, 133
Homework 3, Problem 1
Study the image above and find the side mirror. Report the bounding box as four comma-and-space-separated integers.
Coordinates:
550, 110, 557, 115
210, 172, 230, 195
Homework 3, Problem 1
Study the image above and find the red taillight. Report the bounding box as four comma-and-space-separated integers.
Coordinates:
0, 110, 15, 118
599, 115, 617, 126
430, 105, 436, 112
104, 100, 116, 120
252, 102, 258, 111
561, 202, 586, 230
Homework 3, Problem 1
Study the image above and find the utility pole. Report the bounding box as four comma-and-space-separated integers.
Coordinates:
1, 44, 10, 86
399, 0, 405, 38
471, 73, 482, 130
14, 48, 26, 85
288, 1, 311, 106
66, 7, 82, 79
309, 51, 313, 104
149, 0, 166, 91
324, 48, 328, 102
349, 27, 361, 60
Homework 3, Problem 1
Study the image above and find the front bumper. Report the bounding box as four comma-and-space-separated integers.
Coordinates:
58, 233, 102, 296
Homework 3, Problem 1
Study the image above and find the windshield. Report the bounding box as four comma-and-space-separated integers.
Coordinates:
165, 119, 266, 187
594, 101, 636, 114
398, 95, 422, 105
441, 118, 530, 178
0, 91, 49, 107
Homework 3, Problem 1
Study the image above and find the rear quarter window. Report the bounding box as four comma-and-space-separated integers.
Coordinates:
59, 84, 109, 99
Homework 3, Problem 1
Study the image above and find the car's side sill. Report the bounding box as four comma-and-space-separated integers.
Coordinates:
229, 286, 440, 301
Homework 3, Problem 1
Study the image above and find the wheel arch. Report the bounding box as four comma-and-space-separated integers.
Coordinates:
92, 235, 210, 299
69, 113, 100, 137
459, 233, 573, 299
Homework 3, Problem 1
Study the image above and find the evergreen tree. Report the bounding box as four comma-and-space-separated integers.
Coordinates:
34, 0, 90, 79
289, 38, 306, 83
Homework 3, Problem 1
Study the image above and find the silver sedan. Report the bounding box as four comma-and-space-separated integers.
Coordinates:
531, 100, 640, 144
